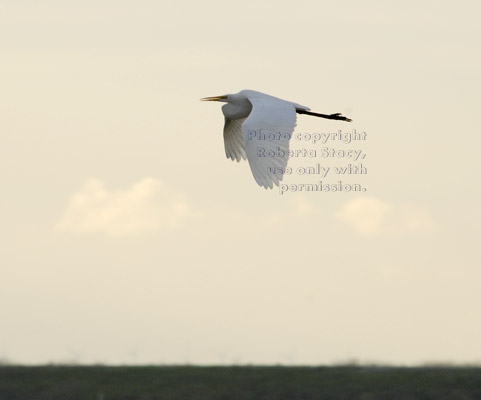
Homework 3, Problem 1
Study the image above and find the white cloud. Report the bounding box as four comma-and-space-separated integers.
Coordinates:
56, 178, 199, 236
336, 196, 392, 235
336, 196, 435, 236
400, 206, 436, 232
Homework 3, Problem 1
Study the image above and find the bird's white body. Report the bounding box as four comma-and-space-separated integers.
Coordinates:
202, 90, 349, 189
221, 90, 308, 121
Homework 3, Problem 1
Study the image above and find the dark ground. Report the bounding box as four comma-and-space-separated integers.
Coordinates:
1, 365, 480, 400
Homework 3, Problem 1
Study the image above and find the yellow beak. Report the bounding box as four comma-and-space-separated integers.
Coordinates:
200, 95, 227, 101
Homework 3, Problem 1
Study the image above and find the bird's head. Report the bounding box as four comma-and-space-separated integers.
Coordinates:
200, 95, 229, 103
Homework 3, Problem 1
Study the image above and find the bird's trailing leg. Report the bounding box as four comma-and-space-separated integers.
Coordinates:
296, 109, 352, 122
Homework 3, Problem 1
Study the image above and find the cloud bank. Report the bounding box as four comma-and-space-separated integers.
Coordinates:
336, 196, 435, 236
56, 178, 198, 236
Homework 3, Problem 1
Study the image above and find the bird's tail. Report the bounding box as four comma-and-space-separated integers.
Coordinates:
296, 109, 352, 122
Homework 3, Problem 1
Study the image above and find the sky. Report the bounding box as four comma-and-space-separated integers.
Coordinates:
1, 0, 480, 366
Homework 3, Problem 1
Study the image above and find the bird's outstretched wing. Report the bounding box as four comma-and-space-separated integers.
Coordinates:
223, 117, 247, 162
241, 95, 297, 189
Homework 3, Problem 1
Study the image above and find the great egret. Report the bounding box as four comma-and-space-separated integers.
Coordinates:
202, 89, 351, 189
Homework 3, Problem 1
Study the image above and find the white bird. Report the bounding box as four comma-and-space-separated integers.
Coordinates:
202, 89, 351, 189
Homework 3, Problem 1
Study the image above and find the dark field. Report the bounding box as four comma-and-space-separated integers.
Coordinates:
1, 365, 481, 400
